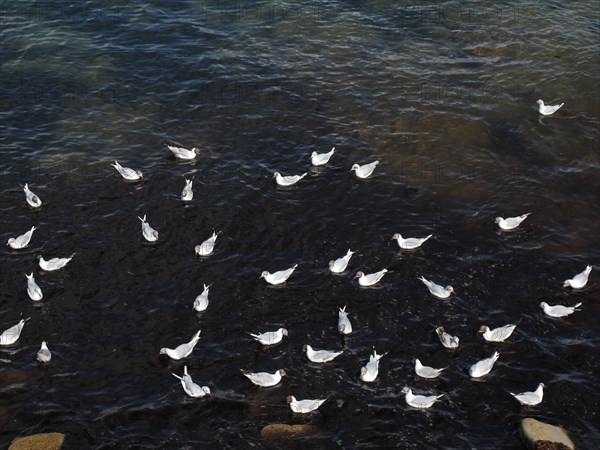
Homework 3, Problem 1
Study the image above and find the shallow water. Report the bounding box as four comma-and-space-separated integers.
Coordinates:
1, 1, 599, 449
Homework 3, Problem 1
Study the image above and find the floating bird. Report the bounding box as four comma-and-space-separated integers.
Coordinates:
540, 302, 581, 318
304, 344, 343, 363
414, 358, 446, 379
168, 145, 201, 160
478, 323, 518, 343
172, 366, 211, 398
510, 383, 545, 406
329, 249, 355, 273
338, 305, 352, 335
436, 326, 459, 349
25, 273, 43, 301
401, 387, 444, 409
7, 226, 36, 249
37, 341, 51, 363
469, 351, 500, 378
418, 276, 455, 299
274, 172, 307, 186
351, 161, 379, 179
195, 231, 220, 256
311, 147, 335, 166
159, 330, 201, 360
138, 215, 159, 242
360, 349, 387, 382
353, 268, 388, 286
23, 183, 42, 208
260, 264, 298, 285
391, 233, 432, 250
38, 254, 75, 271
287, 396, 326, 413
495, 213, 530, 230
181, 178, 193, 202
249, 328, 288, 346
537, 99, 564, 116
563, 265, 592, 289
241, 369, 286, 387
0, 318, 30, 346
193, 284, 210, 312
111, 161, 143, 181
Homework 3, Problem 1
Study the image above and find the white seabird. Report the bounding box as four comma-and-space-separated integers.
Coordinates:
414, 358, 446, 379
469, 351, 500, 378
168, 145, 201, 160
193, 284, 210, 312
38, 254, 75, 271
391, 233, 432, 250
26, 273, 43, 301
540, 302, 581, 318
181, 178, 194, 202
304, 344, 343, 363
537, 99, 564, 116
37, 341, 52, 362
478, 323, 518, 343
241, 369, 286, 387
248, 328, 288, 346
195, 231, 220, 256
436, 326, 459, 349
353, 268, 388, 286
138, 215, 159, 242
563, 265, 592, 289
172, 366, 211, 398
329, 249, 355, 273
111, 161, 143, 181
23, 183, 42, 208
418, 276, 455, 299
510, 383, 544, 406
260, 264, 298, 285
7, 226, 36, 249
287, 395, 326, 413
360, 349, 387, 382
274, 172, 307, 186
310, 147, 335, 166
338, 305, 352, 335
0, 318, 30, 346
495, 213, 530, 231
401, 387, 443, 409
159, 330, 201, 360
351, 161, 379, 179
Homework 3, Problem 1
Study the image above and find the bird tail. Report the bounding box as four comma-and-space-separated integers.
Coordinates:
424, 234, 433, 241
574, 302, 582, 309
138, 215, 146, 223
248, 332, 260, 340
172, 373, 183, 381
190, 330, 201, 342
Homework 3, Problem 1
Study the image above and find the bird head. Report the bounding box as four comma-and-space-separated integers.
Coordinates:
353, 271, 364, 280
391, 233, 401, 240
259, 271, 269, 279
279, 369, 287, 377
350, 164, 359, 171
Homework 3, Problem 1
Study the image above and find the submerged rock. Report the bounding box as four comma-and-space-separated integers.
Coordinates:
520, 418, 574, 450
260, 423, 319, 441
9, 432, 65, 450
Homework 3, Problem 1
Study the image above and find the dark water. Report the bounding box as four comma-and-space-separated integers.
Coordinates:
1, 1, 599, 448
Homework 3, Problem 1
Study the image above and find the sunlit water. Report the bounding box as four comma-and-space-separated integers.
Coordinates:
1, 1, 599, 448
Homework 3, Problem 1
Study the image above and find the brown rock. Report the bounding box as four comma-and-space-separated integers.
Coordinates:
520, 418, 574, 450
9, 433, 65, 450
260, 423, 319, 441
